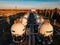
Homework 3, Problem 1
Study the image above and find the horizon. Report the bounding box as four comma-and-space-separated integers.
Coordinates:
0, 0, 60, 9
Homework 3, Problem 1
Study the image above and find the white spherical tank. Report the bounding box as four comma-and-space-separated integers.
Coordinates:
21, 17, 27, 26
39, 23, 53, 37
37, 16, 44, 24
11, 23, 26, 36
20, 13, 29, 26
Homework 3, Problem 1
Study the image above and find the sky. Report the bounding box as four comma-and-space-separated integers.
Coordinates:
0, 0, 60, 9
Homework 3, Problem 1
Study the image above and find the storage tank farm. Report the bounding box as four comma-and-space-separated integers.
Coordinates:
10, 10, 54, 45
11, 12, 30, 44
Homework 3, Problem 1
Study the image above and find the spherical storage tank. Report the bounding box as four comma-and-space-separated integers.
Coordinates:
39, 22, 53, 37
11, 23, 26, 36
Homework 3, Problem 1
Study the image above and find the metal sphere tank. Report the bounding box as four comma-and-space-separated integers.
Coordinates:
39, 22, 53, 37
11, 23, 26, 36
37, 16, 44, 24
20, 13, 29, 26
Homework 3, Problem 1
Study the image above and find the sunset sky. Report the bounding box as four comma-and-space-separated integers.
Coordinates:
0, 0, 60, 9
